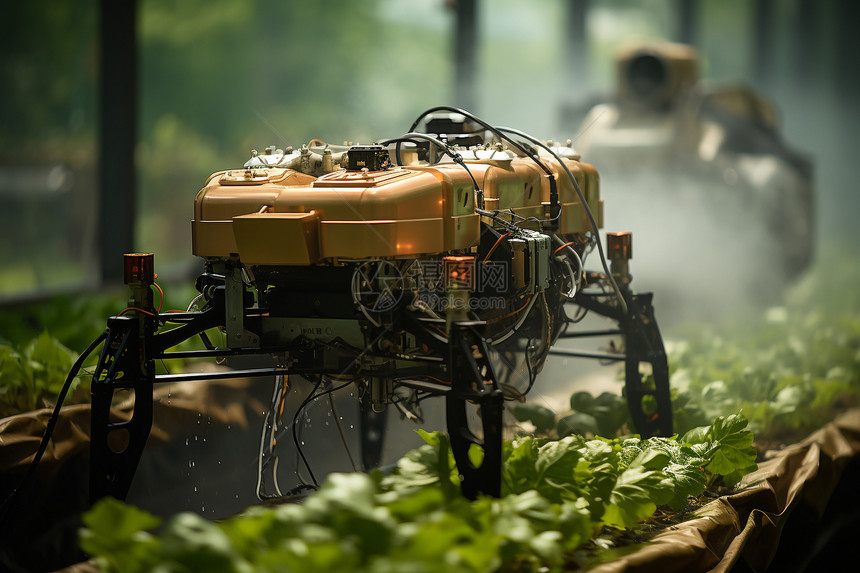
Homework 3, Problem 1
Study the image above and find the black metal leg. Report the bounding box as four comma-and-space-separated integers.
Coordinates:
89, 316, 154, 502
563, 290, 674, 438
623, 293, 673, 437
359, 397, 388, 471
446, 324, 504, 499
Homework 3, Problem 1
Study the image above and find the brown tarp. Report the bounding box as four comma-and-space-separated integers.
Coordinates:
589, 409, 860, 572
0, 375, 269, 573
0, 376, 266, 480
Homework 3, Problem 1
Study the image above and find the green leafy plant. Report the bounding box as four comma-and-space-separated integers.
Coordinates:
0, 332, 79, 416
79, 414, 757, 573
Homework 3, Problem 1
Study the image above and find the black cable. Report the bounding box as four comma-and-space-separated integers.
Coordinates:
310, 379, 356, 402
291, 377, 323, 487
451, 154, 483, 208
378, 133, 451, 165
0, 329, 109, 524
381, 132, 484, 209
404, 106, 560, 220
565, 304, 589, 324
290, 377, 357, 488
497, 126, 628, 316
405, 107, 554, 179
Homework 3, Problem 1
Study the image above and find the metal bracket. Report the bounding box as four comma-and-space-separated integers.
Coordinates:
225, 264, 259, 349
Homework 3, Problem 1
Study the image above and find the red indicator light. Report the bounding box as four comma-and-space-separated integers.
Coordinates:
123, 253, 155, 285
443, 256, 476, 290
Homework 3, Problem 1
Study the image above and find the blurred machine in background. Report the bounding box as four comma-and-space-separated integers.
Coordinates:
563, 43, 814, 311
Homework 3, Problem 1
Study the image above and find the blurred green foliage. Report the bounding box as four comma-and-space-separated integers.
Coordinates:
137, 0, 452, 265
666, 255, 860, 444
0, 281, 201, 416
0, 332, 78, 417
0, 0, 454, 292
531, 253, 860, 445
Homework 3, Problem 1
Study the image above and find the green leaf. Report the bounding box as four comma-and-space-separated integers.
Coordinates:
660, 463, 707, 511
382, 430, 458, 499
512, 403, 556, 433
705, 414, 758, 478
79, 497, 163, 573
159, 512, 242, 572
570, 390, 595, 412
501, 437, 541, 495
682, 425, 709, 445
601, 450, 666, 529
558, 411, 599, 437
534, 436, 584, 502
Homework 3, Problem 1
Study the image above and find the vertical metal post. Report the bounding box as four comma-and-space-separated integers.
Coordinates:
564, 0, 589, 95
98, 0, 138, 284
677, 0, 697, 46
454, 0, 478, 112
835, 0, 860, 95
794, 0, 818, 88
752, 0, 772, 88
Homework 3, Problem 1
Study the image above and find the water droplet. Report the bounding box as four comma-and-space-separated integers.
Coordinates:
194, 435, 198, 441
301, 441, 305, 445
191, 461, 196, 467
194, 486, 198, 492
227, 424, 231, 430
339, 416, 343, 420
185, 438, 189, 446
349, 424, 354, 429
203, 437, 206, 443
188, 461, 192, 468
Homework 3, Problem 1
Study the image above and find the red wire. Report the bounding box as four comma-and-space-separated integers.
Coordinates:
118, 306, 158, 317
153, 283, 164, 312
483, 232, 512, 263
554, 241, 576, 255
486, 296, 533, 324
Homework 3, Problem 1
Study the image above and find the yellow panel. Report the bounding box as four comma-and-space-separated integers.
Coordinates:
192, 220, 239, 258
320, 218, 445, 259
232, 211, 320, 265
